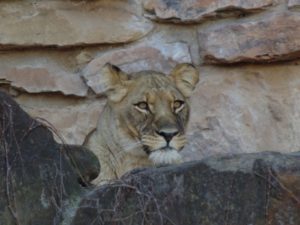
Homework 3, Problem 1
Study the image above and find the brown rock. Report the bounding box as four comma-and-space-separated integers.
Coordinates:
198, 13, 300, 64
288, 0, 300, 8
17, 95, 105, 145
0, 67, 87, 96
181, 64, 300, 161
0, 50, 89, 96
0, 1, 153, 49
143, 0, 272, 23
83, 42, 192, 95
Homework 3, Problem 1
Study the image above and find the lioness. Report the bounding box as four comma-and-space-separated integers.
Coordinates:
86, 63, 199, 184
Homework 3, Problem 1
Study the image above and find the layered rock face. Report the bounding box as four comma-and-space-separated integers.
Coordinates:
0, 1, 152, 48
143, 0, 273, 23
1, 0, 300, 164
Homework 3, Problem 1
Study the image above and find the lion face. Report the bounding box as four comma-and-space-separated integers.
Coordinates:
98, 63, 199, 165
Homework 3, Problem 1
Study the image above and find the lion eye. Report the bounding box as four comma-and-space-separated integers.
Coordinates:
173, 100, 185, 112
134, 101, 149, 111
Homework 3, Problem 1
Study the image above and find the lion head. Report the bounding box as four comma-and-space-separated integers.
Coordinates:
97, 63, 199, 166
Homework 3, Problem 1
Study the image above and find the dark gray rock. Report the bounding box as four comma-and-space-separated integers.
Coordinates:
63, 144, 100, 187
0, 91, 100, 225
72, 152, 300, 225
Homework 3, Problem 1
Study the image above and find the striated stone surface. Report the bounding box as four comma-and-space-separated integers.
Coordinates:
0, 68, 87, 96
83, 42, 191, 95
198, 13, 300, 64
288, 0, 300, 8
0, 1, 153, 49
16, 95, 105, 145
182, 64, 300, 161
143, 0, 272, 23
0, 51, 89, 96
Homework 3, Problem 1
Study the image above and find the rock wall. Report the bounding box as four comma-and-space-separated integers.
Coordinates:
1, 0, 300, 160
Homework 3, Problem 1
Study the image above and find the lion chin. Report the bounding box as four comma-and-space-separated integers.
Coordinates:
149, 148, 182, 165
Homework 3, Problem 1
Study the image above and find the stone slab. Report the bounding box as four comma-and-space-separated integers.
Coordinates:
0, 1, 153, 49
198, 13, 300, 63
144, 0, 272, 23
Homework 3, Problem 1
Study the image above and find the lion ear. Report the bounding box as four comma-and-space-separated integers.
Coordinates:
170, 63, 199, 98
98, 63, 129, 102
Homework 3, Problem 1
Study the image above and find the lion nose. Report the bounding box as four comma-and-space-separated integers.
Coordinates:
156, 130, 179, 143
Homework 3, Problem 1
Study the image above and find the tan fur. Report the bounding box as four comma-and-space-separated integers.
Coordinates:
86, 63, 199, 184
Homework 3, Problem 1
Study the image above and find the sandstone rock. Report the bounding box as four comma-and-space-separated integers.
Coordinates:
0, 67, 87, 96
71, 152, 300, 225
182, 64, 300, 161
0, 50, 89, 96
0, 91, 100, 225
198, 13, 300, 63
288, 0, 300, 8
143, 0, 272, 23
16, 96, 105, 145
83, 42, 191, 95
0, 1, 153, 49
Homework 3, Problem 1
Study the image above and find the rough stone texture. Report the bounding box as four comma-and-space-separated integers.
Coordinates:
20, 99, 105, 145
1, 0, 300, 156
0, 1, 153, 49
288, 0, 300, 8
0, 67, 87, 96
71, 152, 300, 225
3, 0, 300, 156
182, 64, 300, 161
83, 42, 192, 95
198, 12, 300, 64
0, 51, 89, 96
143, 0, 273, 23
0, 91, 100, 225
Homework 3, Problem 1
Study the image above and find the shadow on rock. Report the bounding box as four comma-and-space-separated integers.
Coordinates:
72, 152, 300, 225
0, 91, 100, 225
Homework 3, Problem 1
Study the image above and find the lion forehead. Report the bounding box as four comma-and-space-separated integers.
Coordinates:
125, 76, 184, 104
